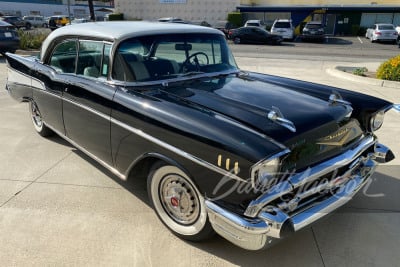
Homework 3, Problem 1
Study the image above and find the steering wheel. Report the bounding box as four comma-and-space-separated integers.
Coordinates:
180, 52, 209, 73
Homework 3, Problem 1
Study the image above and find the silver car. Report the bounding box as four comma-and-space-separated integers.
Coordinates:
366, 23, 398, 43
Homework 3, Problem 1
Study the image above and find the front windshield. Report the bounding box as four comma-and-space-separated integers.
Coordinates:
112, 33, 238, 82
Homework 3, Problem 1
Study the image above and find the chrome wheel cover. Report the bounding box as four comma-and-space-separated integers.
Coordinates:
149, 165, 208, 236
30, 102, 43, 131
159, 174, 200, 225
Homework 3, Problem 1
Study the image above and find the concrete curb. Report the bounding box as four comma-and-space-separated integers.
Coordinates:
326, 66, 400, 89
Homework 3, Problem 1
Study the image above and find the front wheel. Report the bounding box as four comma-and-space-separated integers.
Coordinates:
29, 101, 53, 137
147, 163, 214, 241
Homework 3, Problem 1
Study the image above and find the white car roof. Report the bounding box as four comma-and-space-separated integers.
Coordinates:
40, 21, 222, 60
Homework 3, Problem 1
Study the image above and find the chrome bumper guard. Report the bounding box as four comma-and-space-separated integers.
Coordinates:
205, 138, 394, 250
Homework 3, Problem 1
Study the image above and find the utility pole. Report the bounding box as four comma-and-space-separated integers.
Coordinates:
88, 0, 95, 21
67, 0, 71, 23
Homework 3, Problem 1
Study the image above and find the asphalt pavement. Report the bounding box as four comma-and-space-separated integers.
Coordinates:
0, 55, 399, 266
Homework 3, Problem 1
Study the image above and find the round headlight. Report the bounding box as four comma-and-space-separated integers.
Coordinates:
252, 158, 280, 190
370, 110, 385, 132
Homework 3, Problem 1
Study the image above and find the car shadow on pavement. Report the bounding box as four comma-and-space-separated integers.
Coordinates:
296, 37, 353, 45
324, 37, 353, 45
70, 146, 151, 205
345, 166, 400, 212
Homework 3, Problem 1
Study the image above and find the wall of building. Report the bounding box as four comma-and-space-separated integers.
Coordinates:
0, 1, 112, 17
240, 0, 400, 6
114, 0, 239, 25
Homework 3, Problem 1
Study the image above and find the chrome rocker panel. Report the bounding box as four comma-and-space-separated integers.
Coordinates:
206, 138, 393, 250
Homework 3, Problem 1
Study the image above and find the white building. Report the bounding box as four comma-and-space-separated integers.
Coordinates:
114, 0, 240, 25
0, 0, 113, 18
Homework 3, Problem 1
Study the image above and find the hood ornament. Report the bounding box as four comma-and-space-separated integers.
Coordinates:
329, 90, 353, 118
267, 106, 296, 133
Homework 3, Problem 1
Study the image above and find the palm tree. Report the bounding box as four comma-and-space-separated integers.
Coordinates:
88, 0, 95, 21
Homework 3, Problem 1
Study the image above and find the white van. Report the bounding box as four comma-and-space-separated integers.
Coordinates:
271, 19, 295, 41
22, 15, 46, 27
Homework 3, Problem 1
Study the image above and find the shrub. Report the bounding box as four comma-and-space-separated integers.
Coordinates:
353, 67, 368, 76
18, 29, 49, 50
376, 55, 400, 81
108, 13, 124, 21
227, 12, 242, 28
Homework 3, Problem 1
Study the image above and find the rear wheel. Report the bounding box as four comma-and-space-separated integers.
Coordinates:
29, 101, 53, 137
147, 162, 214, 241
233, 37, 241, 44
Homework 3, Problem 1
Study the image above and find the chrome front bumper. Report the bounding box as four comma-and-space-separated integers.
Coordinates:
205, 137, 394, 250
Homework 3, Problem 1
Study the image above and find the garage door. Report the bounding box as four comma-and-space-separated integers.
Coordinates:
360, 13, 395, 27
393, 13, 400, 27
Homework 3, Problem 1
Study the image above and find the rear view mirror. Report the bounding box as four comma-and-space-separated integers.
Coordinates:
175, 43, 192, 51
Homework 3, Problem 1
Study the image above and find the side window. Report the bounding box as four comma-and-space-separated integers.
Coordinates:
77, 40, 104, 78
101, 44, 111, 77
49, 40, 77, 73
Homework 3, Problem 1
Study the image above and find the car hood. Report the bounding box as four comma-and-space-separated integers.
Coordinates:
159, 74, 350, 145
149, 73, 365, 170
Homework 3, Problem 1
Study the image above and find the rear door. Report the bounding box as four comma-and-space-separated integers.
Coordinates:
61, 40, 115, 165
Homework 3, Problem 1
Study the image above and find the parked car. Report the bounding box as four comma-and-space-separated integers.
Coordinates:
396, 26, 400, 44
0, 20, 19, 54
366, 23, 398, 43
158, 17, 185, 23
71, 18, 90, 24
213, 20, 237, 38
22, 15, 46, 27
5, 21, 395, 250
271, 19, 295, 41
190, 20, 211, 27
48, 15, 70, 31
229, 26, 283, 45
301, 21, 325, 42
244, 19, 264, 29
0, 16, 31, 30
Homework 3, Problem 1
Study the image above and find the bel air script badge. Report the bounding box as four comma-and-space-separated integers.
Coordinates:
317, 127, 357, 146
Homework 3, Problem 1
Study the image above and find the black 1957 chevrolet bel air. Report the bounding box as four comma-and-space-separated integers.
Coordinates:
5, 21, 395, 250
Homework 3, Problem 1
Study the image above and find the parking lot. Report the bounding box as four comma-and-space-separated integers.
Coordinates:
230, 35, 400, 62
0, 40, 400, 266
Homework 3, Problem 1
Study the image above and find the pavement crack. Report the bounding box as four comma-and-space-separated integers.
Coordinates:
34, 181, 122, 190
311, 227, 326, 267
0, 151, 73, 208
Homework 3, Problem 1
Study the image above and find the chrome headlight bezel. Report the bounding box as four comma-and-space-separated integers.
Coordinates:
250, 149, 290, 190
369, 110, 385, 132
